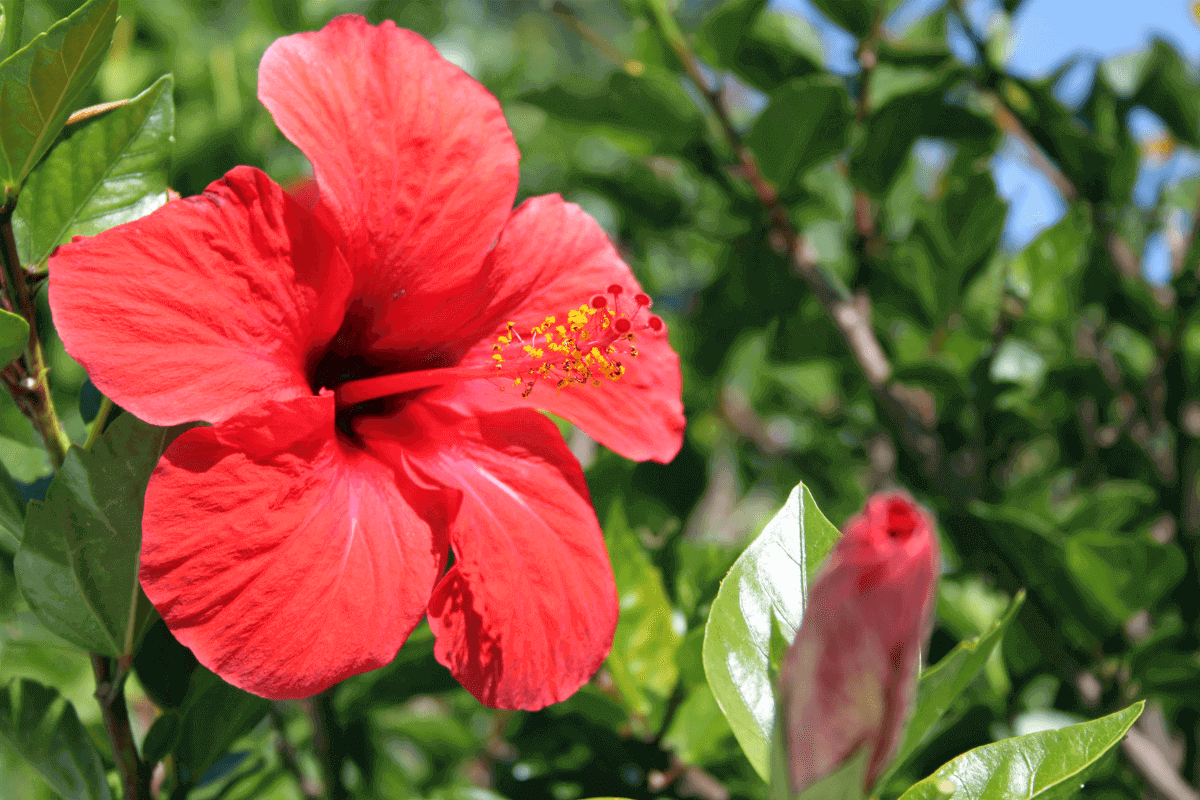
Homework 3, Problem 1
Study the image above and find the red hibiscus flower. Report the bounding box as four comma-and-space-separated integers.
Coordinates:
777, 492, 938, 793
47, 15, 684, 709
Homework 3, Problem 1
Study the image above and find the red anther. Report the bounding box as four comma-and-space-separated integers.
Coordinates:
607, 284, 624, 296
590, 295, 608, 308
634, 293, 651, 307
647, 316, 664, 332
613, 318, 632, 334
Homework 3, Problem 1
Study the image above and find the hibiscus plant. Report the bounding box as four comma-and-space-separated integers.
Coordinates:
0, 1, 1188, 799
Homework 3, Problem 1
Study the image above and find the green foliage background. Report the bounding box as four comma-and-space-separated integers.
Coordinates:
0, 0, 1198, 798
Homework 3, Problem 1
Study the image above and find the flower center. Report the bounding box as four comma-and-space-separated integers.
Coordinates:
334, 285, 665, 409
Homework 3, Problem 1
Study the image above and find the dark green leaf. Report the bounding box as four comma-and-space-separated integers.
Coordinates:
703, 482, 841, 778
697, 0, 768, 68
747, 76, 853, 192
13, 74, 175, 270
897, 702, 1144, 799
0, 0, 118, 200
0, 308, 27, 367
1132, 39, 1200, 148
520, 67, 702, 152
808, 0, 873, 38
0, 454, 25, 554
141, 710, 181, 765
173, 668, 270, 789
1065, 532, 1186, 622
16, 414, 189, 657
730, 9, 824, 92
889, 592, 1025, 774
0, 678, 112, 800
602, 501, 681, 718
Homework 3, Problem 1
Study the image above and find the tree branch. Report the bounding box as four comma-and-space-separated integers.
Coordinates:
91, 654, 151, 800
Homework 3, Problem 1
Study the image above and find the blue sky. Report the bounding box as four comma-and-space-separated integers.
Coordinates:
772, 0, 1200, 281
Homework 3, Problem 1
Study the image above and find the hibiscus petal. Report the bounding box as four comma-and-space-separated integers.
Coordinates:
258, 15, 520, 356
48, 166, 353, 426
142, 394, 448, 699
449, 194, 685, 463
358, 400, 617, 710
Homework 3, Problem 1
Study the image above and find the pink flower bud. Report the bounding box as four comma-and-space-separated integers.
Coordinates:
778, 492, 939, 794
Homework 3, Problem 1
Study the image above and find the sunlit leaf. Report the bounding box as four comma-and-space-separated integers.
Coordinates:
0, 0, 118, 201
897, 702, 1144, 800
13, 74, 175, 269
703, 483, 841, 778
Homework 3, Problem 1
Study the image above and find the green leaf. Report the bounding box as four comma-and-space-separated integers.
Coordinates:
172, 668, 270, 789
1131, 39, 1200, 148
888, 592, 1025, 775
0, 454, 25, 554
697, 0, 768, 68
0, 307, 27, 367
808, 0, 874, 38
0, 0, 118, 200
602, 500, 681, 719
661, 685, 733, 765
13, 74, 175, 270
141, 710, 181, 765
16, 414, 189, 657
702, 482, 841, 779
897, 702, 1144, 800
747, 76, 853, 192
1064, 532, 1186, 622
0, 678, 112, 800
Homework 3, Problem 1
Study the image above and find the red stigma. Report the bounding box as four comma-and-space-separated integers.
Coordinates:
613, 318, 632, 334
634, 293, 651, 307
648, 316, 664, 332
590, 295, 607, 309
607, 284, 623, 296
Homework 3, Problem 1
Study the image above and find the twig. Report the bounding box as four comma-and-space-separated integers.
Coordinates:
1122, 726, 1200, 800
83, 396, 113, 452
268, 704, 323, 800
309, 689, 348, 800
549, 2, 645, 75
91, 654, 152, 800
0, 200, 71, 466
639, 2, 946, 481
649, 681, 686, 748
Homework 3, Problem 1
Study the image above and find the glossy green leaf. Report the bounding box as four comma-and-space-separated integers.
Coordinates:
13, 74, 175, 270
172, 668, 270, 789
703, 482, 841, 779
747, 76, 853, 192
0, 308, 27, 368
603, 501, 681, 719
888, 592, 1025, 776
0, 678, 111, 800
898, 702, 1144, 800
0, 0, 118, 200
16, 414, 188, 657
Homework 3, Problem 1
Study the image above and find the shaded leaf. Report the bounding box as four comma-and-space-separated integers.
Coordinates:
602, 500, 681, 719
173, 668, 270, 789
1065, 532, 1186, 622
703, 483, 841, 778
13, 74, 175, 270
0, 0, 118, 200
897, 702, 1143, 799
0, 678, 111, 800
0, 308, 27, 367
748, 76, 853, 192
16, 414, 189, 656
0, 455, 25, 554
808, 0, 873, 38
662, 685, 734, 766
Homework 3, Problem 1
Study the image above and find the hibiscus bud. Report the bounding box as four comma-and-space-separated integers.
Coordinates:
777, 492, 939, 795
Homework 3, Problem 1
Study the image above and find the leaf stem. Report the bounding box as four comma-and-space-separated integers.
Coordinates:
0, 200, 71, 468
83, 395, 113, 451
310, 689, 349, 800
91, 653, 152, 800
